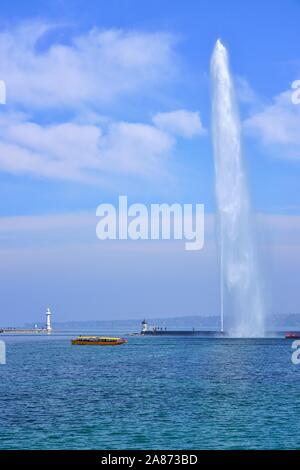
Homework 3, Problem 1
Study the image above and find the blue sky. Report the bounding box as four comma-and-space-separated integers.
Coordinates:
0, 0, 299, 324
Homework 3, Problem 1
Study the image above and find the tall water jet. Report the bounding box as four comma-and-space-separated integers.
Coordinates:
211, 40, 264, 337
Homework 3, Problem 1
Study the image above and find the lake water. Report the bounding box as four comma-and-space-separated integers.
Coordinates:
0, 334, 299, 449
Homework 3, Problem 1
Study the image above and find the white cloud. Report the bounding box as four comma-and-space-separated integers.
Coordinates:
153, 109, 206, 138
235, 76, 259, 105
0, 212, 93, 233
1, 211, 300, 253
244, 90, 300, 158
99, 121, 174, 176
0, 112, 175, 181
0, 23, 176, 109
0, 23, 207, 182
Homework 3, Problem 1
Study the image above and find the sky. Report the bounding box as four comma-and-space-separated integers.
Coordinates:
0, 0, 300, 325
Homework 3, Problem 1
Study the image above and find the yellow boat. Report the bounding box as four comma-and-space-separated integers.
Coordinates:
71, 336, 127, 346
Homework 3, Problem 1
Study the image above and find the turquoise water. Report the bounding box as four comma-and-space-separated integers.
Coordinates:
0, 335, 300, 449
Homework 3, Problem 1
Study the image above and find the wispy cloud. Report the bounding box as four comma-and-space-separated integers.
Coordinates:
0, 23, 206, 182
235, 76, 261, 107
244, 89, 300, 158
1, 211, 299, 250
153, 109, 206, 138
0, 112, 177, 181
0, 23, 177, 109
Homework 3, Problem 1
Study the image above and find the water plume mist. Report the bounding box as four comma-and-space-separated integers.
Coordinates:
211, 40, 264, 337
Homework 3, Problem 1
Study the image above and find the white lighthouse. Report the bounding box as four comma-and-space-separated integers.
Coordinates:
46, 307, 52, 333
141, 319, 148, 334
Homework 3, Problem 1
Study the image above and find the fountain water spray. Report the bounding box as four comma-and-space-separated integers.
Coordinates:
211, 40, 264, 337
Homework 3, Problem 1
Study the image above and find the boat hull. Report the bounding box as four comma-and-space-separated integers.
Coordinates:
285, 333, 300, 339
71, 338, 127, 346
